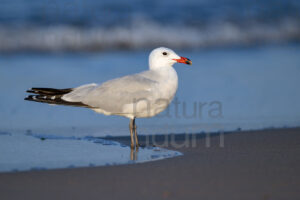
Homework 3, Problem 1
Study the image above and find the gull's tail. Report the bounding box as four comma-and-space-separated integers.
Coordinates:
25, 87, 90, 108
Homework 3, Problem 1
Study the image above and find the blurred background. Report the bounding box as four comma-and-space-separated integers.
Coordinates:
0, 0, 300, 51
0, 0, 300, 136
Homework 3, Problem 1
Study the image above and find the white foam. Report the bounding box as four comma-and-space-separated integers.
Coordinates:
0, 19, 299, 52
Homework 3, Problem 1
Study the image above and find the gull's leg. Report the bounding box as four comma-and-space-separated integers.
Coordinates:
133, 147, 138, 160
129, 119, 135, 149
130, 148, 134, 160
130, 147, 138, 161
133, 118, 139, 148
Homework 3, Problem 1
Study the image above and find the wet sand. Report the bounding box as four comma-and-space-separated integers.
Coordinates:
0, 127, 300, 200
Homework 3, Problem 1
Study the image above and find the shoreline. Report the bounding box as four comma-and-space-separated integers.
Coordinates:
1, 127, 300, 199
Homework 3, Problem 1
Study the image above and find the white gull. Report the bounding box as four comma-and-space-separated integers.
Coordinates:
25, 47, 192, 148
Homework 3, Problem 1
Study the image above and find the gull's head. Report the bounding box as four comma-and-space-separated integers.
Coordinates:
149, 47, 192, 70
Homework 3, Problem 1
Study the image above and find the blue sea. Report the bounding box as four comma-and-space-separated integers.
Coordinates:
0, 0, 300, 172
1, 45, 300, 136
0, 0, 300, 52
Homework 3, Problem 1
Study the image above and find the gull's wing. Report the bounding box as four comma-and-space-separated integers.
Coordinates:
62, 72, 159, 114
60, 83, 98, 102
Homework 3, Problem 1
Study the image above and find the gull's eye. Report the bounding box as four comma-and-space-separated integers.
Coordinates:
162, 52, 168, 56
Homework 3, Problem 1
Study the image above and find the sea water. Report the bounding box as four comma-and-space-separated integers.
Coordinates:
0, 132, 182, 173
0, 0, 299, 52
0, 45, 299, 136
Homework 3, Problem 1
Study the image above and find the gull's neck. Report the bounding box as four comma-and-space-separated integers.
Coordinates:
149, 58, 175, 70
148, 65, 178, 83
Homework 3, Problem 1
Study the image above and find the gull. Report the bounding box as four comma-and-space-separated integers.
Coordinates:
25, 47, 192, 149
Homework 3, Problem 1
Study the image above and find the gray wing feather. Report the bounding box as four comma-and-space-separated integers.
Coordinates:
63, 72, 159, 113
62, 83, 98, 102
82, 74, 158, 113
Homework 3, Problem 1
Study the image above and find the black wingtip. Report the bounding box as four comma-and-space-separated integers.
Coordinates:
26, 87, 73, 95
24, 95, 32, 101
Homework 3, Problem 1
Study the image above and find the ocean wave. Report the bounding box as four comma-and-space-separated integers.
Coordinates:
0, 19, 300, 52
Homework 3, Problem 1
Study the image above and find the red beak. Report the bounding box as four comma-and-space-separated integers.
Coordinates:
173, 57, 192, 65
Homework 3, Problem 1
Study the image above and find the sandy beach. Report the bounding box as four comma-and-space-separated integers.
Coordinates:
0, 127, 299, 200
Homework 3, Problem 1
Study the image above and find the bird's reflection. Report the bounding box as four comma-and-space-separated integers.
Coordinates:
130, 147, 139, 160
